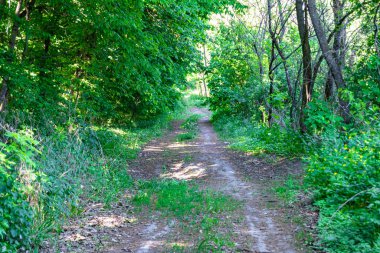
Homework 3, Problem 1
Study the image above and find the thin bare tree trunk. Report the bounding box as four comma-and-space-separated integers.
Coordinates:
268, 43, 275, 127
325, 71, 335, 100
202, 44, 208, 97
268, 0, 296, 126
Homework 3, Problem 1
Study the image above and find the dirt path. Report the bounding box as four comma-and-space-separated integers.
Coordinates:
44, 108, 300, 253
193, 108, 296, 252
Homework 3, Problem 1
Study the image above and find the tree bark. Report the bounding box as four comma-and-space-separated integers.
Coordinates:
253, 43, 264, 76
296, 0, 313, 133
268, 43, 275, 127
308, 0, 351, 123
1, 0, 23, 112
324, 71, 334, 100
332, 0, 346, 73
267, 0, 276, 127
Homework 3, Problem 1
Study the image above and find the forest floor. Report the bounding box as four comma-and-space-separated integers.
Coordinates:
42, 108, 314, 253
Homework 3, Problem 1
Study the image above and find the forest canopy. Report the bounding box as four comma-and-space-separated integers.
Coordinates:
0, 0, 241, 123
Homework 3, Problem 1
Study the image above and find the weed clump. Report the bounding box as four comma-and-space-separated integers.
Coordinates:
133, 179, 239, 251
177, 114, 202, 142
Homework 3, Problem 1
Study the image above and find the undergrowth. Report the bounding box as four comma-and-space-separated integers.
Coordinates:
212, 113, 306, 157
0, 112, 177, 251
274, 176, 302, 206
183, 93, 208, 108
177, 114, 202, 141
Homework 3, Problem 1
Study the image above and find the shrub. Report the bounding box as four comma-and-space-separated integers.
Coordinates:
0, 130, 37, 251
177, 114, 202, 141
212, 113, 305, 157
306, 128, 380, 252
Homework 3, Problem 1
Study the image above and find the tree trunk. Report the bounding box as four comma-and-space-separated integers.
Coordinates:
376, 5, 380, 57
332, 0, 346, 73
268, 43, 275, 127
308, 0, 351, 123
296, 0, 313, 133
1, 0, 23, 112
268, 0, 297, 126
253, 43, 264, 76
325, 71, 335, 100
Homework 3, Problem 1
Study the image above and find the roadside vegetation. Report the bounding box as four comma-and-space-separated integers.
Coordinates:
0, 112, 179, 251
206, 0, 380, 251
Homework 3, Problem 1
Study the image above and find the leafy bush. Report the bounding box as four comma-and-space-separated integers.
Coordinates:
305, 100, 343, 135
185, 94, 208, 108
306, 128, 380, 252
212, 113, 305, 157
0, 111, 176, 250
0, 172, 33, 252
0, 130, 38, 251
177, 114, 202, 141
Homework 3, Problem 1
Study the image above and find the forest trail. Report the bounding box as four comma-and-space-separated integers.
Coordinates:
45, 108, 298, 253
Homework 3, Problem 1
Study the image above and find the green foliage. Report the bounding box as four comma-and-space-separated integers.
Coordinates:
1, 0, 240, 123
132, 179, 238, 251
212, 113, 305, 157
177, 114, 202, 141
0, 173, 33, 252
184, 94, 208, 108
304, 101, 343, 135
206, 7, 380, 252
274, 176, 303, 205
0, 130, 38, 251
133, 179, 237, 217
347, 54, 380, 124
306, 128, 380, 252
0, 111, 175, 250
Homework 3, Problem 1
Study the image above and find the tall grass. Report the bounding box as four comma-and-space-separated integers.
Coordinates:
0, 112, 177, 251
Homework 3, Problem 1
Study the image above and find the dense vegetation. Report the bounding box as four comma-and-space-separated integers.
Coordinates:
0, 0, 240, 251
207, 0, 379, 252
1, 0, 379, 252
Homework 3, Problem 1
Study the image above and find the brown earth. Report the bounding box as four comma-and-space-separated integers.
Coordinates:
42, 108, 316, 253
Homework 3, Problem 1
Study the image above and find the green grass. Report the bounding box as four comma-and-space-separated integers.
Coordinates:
176, 114, 202, 142
273, 176, 302, 205
212, 113, 306, 157
17, 112, 179, 250
132, 179, 239, 251
132, 179, 237, 217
